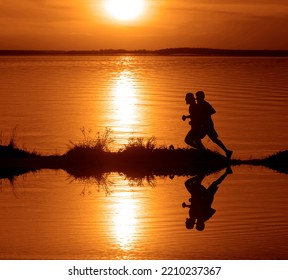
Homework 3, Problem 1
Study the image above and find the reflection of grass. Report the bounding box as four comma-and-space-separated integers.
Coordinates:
71, 173, 113, 196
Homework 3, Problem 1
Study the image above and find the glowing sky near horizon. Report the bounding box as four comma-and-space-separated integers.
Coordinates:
0, 0, 288, 50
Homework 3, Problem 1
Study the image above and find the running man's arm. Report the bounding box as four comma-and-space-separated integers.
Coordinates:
182, 114, 191, 121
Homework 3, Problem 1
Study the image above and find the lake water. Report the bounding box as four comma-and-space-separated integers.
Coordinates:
0, 55, 287, 260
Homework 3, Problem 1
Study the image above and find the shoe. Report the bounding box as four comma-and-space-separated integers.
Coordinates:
226, 150, 233, 160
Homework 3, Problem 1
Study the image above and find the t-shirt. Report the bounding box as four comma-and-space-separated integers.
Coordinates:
198, 100, 216, 126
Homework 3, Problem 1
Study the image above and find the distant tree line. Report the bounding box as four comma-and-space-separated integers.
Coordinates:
1, 48, 288, 56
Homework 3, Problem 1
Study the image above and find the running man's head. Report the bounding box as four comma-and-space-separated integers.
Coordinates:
185, 92, 195, 104
196, 91, 205, 103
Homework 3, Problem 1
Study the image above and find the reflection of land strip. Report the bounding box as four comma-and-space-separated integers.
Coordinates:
0, 145, 287, 181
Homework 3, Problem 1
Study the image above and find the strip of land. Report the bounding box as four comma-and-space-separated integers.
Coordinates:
0, 143, 287, 181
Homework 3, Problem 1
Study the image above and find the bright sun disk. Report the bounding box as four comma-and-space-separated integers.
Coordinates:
104, 0, 145, 21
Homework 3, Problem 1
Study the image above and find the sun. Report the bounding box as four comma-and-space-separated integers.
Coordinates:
104, 0, 145, 21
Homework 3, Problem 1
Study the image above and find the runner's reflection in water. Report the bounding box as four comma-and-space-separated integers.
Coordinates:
182, 167, 232, 231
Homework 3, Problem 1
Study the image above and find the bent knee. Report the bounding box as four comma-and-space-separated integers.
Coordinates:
209, 135, 219, 143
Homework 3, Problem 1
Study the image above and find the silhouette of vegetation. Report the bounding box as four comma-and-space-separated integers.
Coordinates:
239, 150, 288, 174
263, 150, 288, 174
0, 130, 38, 181
68, 127, 114, 153
0, 129, 287, 183
1, 48, 288, 57
123, 136, 157, 152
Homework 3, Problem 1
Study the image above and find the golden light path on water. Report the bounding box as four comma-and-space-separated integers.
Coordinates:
104, 65, 142, 257
111, 70, 139, 135
111, 191, 139, 252
99, 173, 143, 259
104, 65, 142, 255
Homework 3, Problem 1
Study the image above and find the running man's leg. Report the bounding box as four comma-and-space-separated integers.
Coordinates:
208, 128, 233, 159
185, 129, 199, 149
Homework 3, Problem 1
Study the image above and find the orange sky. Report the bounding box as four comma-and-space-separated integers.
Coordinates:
1, 0, 288, 50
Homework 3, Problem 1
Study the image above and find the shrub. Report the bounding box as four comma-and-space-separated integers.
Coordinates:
123, 136, 157, 152
68, 127, 114, 153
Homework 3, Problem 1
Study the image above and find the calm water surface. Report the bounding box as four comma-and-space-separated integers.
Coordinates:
0, 166, 287, 260
1, 55, 287, 157
0, 55, 287, 259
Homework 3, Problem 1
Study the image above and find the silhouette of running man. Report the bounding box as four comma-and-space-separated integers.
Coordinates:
182, 92, 206, 151
182, 167, 232, 231
196, 91, 233, 159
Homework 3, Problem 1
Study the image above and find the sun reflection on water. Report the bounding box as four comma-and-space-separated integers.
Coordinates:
112, 70, 139, 135
112, 191, 139, 252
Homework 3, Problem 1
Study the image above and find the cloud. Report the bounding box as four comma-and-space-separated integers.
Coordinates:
0, 0, 87, 24
1, 0, 288, 50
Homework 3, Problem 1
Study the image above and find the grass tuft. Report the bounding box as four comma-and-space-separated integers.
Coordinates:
68, 127, 114, 153
122, 136, 157, 152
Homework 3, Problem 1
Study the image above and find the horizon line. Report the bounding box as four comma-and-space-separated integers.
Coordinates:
1, 48, 288, 56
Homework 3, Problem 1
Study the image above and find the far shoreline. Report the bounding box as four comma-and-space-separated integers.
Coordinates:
1, 48, 288, 57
